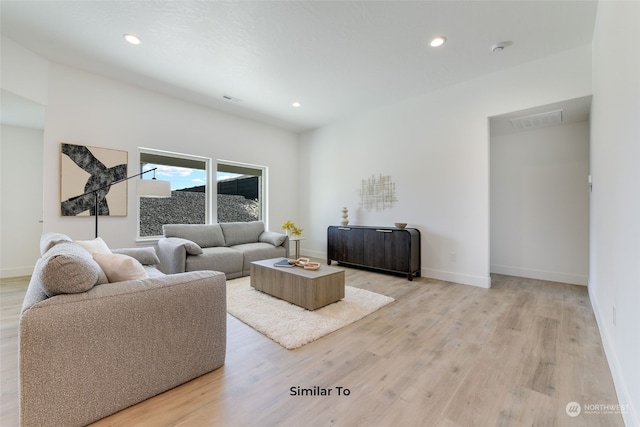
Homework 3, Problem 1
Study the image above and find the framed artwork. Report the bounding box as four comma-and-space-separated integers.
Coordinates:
60, 143, 128, 217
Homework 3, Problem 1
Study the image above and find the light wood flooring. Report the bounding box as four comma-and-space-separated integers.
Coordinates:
0, 268, 624, 427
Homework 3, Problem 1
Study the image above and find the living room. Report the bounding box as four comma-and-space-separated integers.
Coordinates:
1, 1, 638, 426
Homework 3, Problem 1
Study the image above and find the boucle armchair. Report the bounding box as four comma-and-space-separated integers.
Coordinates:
20, 233, 227, 427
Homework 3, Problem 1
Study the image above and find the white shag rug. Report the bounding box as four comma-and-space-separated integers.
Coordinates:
226, 277, 395, 349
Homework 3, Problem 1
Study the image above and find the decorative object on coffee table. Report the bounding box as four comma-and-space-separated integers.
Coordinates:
287, 257, 321, 270
274, 259, 295, 268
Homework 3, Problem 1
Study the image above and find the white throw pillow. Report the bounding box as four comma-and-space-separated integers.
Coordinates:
76, 237, 111, 254
93, 253, 148, 282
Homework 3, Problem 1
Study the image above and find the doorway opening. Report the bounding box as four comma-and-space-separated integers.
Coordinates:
489, 95, 591, 286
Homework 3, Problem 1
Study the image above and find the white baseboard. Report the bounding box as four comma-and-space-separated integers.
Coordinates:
305, 249, 491, 288
1, 265, 34, 279
589, 285, 639, 426
491, 264, 587, 286
302, 249, 326, 260
421, 268, 491, 288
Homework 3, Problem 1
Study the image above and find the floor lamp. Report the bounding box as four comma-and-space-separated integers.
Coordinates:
69, 167, 171, 238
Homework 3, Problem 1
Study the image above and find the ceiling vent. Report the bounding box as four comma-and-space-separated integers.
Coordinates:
222, 94, 242, 103
510, 109, 563, 130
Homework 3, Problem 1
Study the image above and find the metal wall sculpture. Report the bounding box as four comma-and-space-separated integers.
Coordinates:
357, 174, 397, 212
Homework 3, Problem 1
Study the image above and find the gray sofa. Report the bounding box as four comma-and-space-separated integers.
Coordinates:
20, 233, 227, 427
158, 221, 289, 279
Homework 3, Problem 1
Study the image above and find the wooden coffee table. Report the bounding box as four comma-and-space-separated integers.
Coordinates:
250, 258, 345, 310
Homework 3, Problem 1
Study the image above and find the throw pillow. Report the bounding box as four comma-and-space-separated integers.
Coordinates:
111, 247, 161, 265
37, 242, 105, 296
75, 237, 111, 254
93, 253, 149, 282
259, 231, 286, 246
39, 232, 73, 255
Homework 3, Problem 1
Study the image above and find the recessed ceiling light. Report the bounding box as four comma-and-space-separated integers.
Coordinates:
491, 41, 512, 53
430, 36, 446, 47
123, 34, 141, 45
292, 102, 301, 107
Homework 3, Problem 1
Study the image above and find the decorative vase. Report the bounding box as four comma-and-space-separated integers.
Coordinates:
340, 207, 349, 226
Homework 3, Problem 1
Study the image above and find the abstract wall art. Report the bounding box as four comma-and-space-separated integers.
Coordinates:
60, 143, 128, 217
357, 173, 397, 211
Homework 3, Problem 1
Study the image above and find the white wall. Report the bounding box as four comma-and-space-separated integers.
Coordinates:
1, 35, 299, 262
590, 1, 640, 425
0, 125, 44, 277
1, 35, 48, 277
490, 121, 590, 285
0, 36, 48, 105
299, 45, 592, 288
43, 63, 299, 249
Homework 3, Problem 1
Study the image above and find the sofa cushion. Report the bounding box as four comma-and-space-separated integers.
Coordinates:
185, 246, 243, 276
232, 242, 288, 273
259, 231, 286, 247
220, 221, 265, 246
37, 241, 106, 296
163, 224, 225, 248
93, 253, 149, 282
111, 247, 161, 265
75, 237, 112, 254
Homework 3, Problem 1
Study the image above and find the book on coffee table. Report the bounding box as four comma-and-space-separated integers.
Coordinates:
274, 258, 294, 268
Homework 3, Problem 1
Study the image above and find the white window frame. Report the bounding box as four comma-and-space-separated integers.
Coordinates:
217, 159, 268, 226
137, 147, 213, 241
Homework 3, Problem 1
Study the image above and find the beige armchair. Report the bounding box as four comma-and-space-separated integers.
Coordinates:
20, 233, 227, 427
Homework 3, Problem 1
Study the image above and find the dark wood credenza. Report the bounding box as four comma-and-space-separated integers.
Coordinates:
327, 225, 421, 281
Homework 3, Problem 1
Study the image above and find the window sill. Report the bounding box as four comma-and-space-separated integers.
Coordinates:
136, 236, 161, 245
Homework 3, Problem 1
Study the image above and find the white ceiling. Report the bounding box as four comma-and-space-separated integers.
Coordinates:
1, 1, 598, 132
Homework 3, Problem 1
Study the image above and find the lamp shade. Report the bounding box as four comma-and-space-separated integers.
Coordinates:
137, 179, 171, 197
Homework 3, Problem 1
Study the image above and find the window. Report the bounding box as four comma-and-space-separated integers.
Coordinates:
138, 148, 211, 239
217, 161, 266, 223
